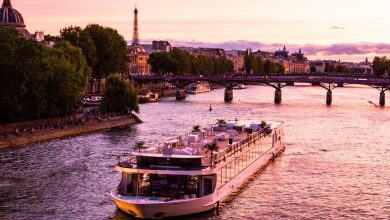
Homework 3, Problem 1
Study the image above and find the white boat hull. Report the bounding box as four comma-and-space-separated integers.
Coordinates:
111, 192, 216, 218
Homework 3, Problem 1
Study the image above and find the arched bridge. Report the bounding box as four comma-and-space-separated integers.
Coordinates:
131, 74, 390, 106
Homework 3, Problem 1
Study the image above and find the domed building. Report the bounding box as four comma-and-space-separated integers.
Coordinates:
0, 0, 44, 41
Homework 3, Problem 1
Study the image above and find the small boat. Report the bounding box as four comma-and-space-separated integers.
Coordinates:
233, 84, 246, 90
82, 96, 102, 107
186, 81, 211, 94
139, 91, 160, 104
111, 119, 285, 219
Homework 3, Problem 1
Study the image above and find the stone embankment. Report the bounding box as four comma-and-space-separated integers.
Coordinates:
0, 113, 142, 150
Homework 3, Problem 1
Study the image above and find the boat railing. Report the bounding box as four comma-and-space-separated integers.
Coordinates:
116, 123, 272, 169
212, 127, 270, 166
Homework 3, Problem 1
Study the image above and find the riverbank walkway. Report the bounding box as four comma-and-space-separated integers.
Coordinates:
0, 113, 142, 150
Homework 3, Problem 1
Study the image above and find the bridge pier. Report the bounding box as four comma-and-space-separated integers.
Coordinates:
176, 88, 186, 100
274, 89, 282, 104
326, 90, 332, 105
380, 91, 385, 107
224, 87, 233, 102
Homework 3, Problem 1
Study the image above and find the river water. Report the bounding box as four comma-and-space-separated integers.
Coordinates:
1, 85, 389, 220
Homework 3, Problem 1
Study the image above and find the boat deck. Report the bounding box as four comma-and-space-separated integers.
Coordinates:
154, 122, 268, 166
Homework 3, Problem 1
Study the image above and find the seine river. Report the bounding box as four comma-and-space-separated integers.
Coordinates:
1, 85, 389, 220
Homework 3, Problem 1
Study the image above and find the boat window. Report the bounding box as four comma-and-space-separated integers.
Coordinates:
137, 156, 202, 169
133, 174, 201, 199
203, 177, 213, 196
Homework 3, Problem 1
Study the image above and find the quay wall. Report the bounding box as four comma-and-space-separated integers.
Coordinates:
0, 114, 142, 150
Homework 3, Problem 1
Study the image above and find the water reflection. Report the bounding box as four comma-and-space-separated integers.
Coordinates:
0, 86, 389, 219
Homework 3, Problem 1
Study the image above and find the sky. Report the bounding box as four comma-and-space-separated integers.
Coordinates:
12, 0, 390, 61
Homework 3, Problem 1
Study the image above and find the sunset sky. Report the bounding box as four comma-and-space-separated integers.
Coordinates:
12, 0, 390, 61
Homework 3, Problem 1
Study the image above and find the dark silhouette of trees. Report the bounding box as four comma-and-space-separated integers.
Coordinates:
60, 24, 128, 93
45, 41, 91, 117
148, 48, 234, 76
372, 56, 390, 77
100, 75, 139, 114
0, 27, 91, 124
244, 53, 285, 74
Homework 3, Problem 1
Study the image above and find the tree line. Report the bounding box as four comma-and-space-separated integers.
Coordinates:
59, 24, 129, 93
325, 56, 390, 77
148, 48, 234, 76
0, 24, 138, 124
244, 53, 285, 74
317, 63, 366, 74
0, 27, 90, 124
372, 56, 390, 77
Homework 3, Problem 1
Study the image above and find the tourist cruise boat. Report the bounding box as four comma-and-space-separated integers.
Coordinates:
186, 81, 211, 94
111, 119, 285, 219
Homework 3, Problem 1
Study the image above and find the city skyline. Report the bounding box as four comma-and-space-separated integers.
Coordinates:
13, 0, 390, 61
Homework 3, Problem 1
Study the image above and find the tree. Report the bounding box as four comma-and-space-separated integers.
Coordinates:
264, 60, 272, 74
192, 125, 201, 133
60, 26, 98, 74
170, 48, 191, 74
207, 141, 219, 166
244, 53, 257, 74
0, 27, 49, 123
148, 52, 175, 74
217, 119, 226, 127
133, 141, 147, 152
148, 49, 234, 76
45, 41, 91, 116
0, 27, 91, 124
274, 62, 286, 74
372, 56, 390, 77
100, 75, 139, 114
61, 24, 129, 93
84, 24, 128, 93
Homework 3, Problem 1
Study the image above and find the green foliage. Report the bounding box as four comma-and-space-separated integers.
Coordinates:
45, 41, 91, 116
325, 63, 366, 74
192, 125, 201, 133
60, 24, 129, 92
148, 52, 175, 74
60, 26, 98, 72
0, 27, 91, 124
133, 141, 147, 152
217, 119, 226, 127
372, 56, 390, 77
244, 53, 285, 74
100, 75, 139, 114
148, 48, 234, 76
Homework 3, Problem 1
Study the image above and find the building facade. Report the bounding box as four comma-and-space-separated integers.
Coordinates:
274, 47, 310, 73
152, 41, 172, 52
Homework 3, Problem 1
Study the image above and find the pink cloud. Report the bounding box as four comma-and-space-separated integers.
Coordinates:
146, 39, 390, 57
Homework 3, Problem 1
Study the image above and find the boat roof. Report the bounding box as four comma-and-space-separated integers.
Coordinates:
132, 152, 205, 159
